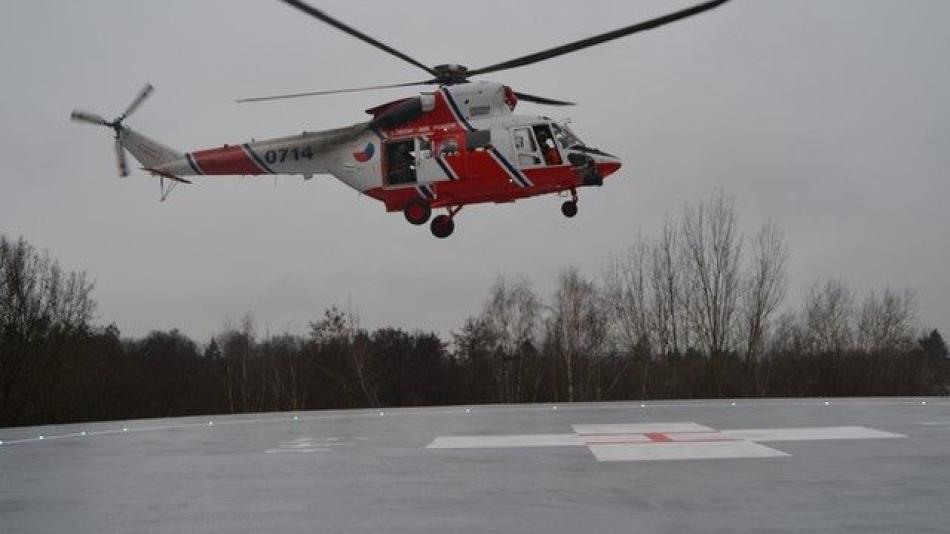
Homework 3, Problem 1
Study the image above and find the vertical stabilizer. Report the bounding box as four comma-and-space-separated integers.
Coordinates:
118, 128, 182, 169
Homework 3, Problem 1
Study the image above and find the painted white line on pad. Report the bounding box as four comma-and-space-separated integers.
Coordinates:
572, 423, 714, 435
264, 448, 331, 454
589, 440, 789, 462
581, 434, 654, 444
721, 426, 906, 442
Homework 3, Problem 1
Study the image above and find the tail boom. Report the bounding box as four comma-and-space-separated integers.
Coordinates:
148, 126, 367, 178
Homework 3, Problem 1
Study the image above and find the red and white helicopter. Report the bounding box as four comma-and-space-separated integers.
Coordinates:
72, 0, 730, 238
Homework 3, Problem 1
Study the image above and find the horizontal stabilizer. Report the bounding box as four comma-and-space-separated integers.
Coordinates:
143, 168, 193, 184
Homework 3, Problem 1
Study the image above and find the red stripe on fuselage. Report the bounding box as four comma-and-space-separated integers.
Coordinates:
366, 167, 575, 212
190, 145, 264, 175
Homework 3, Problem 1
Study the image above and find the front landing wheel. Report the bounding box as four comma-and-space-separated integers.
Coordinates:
430, 215, 455, 238
404, 198, 431, 226
561, 200, 578, 218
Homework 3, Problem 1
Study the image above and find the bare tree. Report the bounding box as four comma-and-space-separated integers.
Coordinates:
481, 275, 542, 402
740, 220, 788, 393
259, 332, 305, 411
0, 236, 95, 419
603, 238, 653, 397
310, 306, 378, 407
349, 326, 379, 408
803, 278, 855, 354
239, 314, 255, 412
604, 239, 652, 352
680, 194, 743, 395
215, 314, 257, 413
549, 267, 607, 401
857, 288, 917, 354
649, 219, 685, 356
767, 311, 805, 357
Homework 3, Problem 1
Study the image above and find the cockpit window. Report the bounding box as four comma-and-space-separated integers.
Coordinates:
551, 122, 584, 148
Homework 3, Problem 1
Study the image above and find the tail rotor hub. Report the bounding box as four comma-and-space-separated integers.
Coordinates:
70, 83, 154, 177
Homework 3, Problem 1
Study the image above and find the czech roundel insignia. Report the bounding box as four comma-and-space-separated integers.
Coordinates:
353, 142, 375, 162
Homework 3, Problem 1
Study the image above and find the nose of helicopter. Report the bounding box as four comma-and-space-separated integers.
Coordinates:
596, 156, 622, 178
564, 145, 621, 186
568, 147, 622, 180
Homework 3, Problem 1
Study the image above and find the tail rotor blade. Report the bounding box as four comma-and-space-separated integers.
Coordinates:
121, 83, 154, 120
70, 110, 109, 126
114, 138, 129, 177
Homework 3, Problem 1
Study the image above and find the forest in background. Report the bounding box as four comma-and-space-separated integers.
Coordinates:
2, 194, 947, 427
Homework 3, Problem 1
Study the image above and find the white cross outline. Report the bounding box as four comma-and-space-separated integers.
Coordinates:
427, 422, 906, 462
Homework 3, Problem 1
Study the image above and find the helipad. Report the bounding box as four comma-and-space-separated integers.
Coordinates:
1, 398, 947, 533
428, 421, 905, 461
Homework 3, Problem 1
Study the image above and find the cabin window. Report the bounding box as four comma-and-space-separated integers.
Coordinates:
385, 139, 417, 185
513, 128, 536, 152
532, 124, 563, 166
512, 127, 541, 167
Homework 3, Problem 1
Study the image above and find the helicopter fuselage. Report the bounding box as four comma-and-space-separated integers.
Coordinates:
146, 82, 621, 217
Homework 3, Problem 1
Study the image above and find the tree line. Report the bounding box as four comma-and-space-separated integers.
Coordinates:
2, 194, 948, 426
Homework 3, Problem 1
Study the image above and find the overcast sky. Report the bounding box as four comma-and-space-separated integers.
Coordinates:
1, 0, 948, 341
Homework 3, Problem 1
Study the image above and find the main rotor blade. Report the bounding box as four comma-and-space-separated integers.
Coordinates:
114, 139, 129, 177
279, 0, 437, 78
467, 0, 731, 77
236, 80, 435, 103
121, 83, 154, 120
514, 92, 575, 106
70, 110, 109, 126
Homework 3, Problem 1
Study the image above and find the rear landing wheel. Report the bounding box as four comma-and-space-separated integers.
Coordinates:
430, 215, 455, 238
403, 198, 431, 225
561, 200, 578, 218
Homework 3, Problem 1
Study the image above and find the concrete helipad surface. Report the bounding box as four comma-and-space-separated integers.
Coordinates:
1, 398, 948, 533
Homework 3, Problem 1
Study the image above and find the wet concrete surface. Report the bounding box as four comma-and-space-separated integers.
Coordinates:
1, 398, 948, 533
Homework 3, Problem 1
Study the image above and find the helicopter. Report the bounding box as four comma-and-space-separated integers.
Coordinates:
71, 0, 731, 238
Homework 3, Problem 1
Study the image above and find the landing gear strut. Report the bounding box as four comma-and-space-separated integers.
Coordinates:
430, 206, 462, 238
561, 189, 578, 218
403, 198, 431, 225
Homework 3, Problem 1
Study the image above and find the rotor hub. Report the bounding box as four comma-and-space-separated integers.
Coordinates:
433, 64, 470, 85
